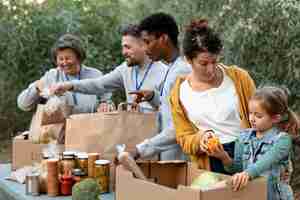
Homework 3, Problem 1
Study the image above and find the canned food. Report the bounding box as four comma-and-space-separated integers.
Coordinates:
76, 153, 88, 175
72, 168, 87, 183
94, 160, 110, 193
61, 152, 76, 175
26, 172, 40, 196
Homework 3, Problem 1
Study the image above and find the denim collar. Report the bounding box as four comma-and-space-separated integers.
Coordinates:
247, 127, 280, 144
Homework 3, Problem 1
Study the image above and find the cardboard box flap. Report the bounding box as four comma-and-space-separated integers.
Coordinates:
116, 165, 188, 200
200, 177, 266, 200
176, 185, 200, 200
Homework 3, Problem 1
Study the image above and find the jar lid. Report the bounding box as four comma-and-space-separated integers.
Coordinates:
72, 168, 86, 176
26, 172, 40, 177
95, 159, 110, 165
63, 155, 74, 160
42, 154, 51, 159
63, 151, 76, 156
76, 153, 88, 159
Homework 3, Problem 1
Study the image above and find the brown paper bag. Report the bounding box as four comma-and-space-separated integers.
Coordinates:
36, 104, 71, 125
29, 104, 66, 143
65, 110, 158, 159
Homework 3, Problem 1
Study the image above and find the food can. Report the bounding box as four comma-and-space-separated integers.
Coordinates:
94, 160, 110, 193
25, 172, 40, 196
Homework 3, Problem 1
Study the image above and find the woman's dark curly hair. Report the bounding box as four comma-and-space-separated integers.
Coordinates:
183, 19, 223, 60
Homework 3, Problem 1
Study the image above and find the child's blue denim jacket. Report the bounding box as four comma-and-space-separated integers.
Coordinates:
226, 127, 293, 200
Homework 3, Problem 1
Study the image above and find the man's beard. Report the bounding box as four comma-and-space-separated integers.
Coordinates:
126, 58, 139, 67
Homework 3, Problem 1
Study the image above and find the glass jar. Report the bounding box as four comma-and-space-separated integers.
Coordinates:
61, 151, 76, 175
94, 160, 110, 193
76, 153, 88, 175
72, 168, 87, 183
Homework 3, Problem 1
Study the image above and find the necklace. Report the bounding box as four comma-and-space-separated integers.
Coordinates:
188, 65, 223, 91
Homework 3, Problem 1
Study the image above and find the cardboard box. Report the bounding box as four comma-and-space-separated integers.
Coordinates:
12, 135, 64, 170
116, 161, 267, 200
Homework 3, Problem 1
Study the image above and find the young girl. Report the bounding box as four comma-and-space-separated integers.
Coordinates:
210, 86, 299, 200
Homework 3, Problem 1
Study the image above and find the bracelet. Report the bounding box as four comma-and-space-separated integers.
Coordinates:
146, 91, 155, 101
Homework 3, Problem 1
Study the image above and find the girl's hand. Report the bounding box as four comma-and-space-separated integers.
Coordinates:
231, 172, 250, 191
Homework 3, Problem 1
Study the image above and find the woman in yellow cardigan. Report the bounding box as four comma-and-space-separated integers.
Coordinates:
169, 19, 256, 173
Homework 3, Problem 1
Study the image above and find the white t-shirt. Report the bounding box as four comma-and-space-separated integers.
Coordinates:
179, 68, 242, 144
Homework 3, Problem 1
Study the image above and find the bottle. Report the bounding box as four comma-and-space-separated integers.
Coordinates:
59, 173, 74, 195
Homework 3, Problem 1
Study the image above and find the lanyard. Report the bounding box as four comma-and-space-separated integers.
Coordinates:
134, 62, 153, 90
65, 68, 81, 105
160, 57, 178, 96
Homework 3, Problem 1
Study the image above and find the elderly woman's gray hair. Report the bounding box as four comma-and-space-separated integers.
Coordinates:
51, 33, 86, 65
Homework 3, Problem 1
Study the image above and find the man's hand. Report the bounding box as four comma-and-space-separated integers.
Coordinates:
231, 172, 250, 191
128, 90, 154, 103
49, 82, 73, 96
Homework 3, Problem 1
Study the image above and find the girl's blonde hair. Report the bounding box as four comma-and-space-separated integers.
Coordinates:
252, 86, 299, 136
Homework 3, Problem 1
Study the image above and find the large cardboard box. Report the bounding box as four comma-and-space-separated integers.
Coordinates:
12, 135, 64, 170
116, 161, 267, 200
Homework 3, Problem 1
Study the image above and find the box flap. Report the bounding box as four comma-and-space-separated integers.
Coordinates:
176, 185, 200, 200
200, 177, 267, 200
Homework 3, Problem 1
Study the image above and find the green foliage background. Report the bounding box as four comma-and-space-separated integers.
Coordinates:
0, 0, 299, 190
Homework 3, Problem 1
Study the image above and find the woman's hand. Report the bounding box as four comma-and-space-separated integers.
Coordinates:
207, 143, 226, 159
198, 130, 215, 153
231, 172, 250, 191
35, 79, 44, 94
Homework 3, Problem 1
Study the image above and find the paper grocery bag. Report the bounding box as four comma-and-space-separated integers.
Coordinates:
36, 103, 72, 126
65, 111, 158, 159
29, 104, 66, 143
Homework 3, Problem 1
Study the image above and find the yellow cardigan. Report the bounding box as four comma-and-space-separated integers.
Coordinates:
169, 64, 256, 170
